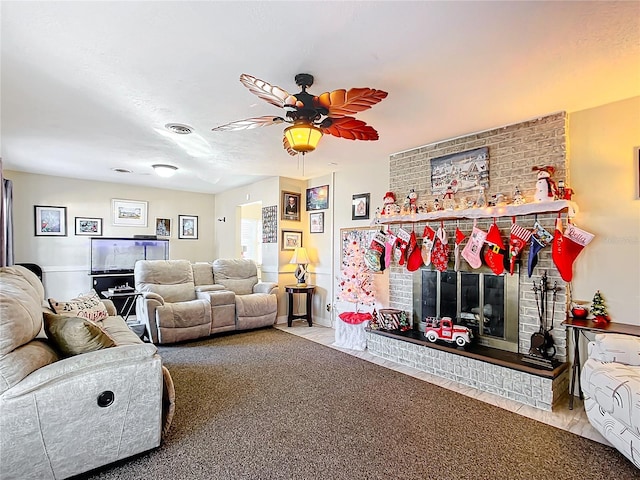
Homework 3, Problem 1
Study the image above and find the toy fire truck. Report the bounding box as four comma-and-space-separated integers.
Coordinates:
423, 317, 472, 348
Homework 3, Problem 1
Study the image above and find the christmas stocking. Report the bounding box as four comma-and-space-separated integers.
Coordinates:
454, 227, 466, 271
364, 231, 386, 272
385, 230, 396, 269
395, 228, 411, 266
528, 221, 553, 277
461, 222, 487, 269
552, 221, 595, 282
406, 230, 424, 272
431, 225, 450, 272
508, 222, 532, 275
483, 223, 506, 275
421, 225, 436, 266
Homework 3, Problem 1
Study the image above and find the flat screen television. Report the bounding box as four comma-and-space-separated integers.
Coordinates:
90, 237, 169, 275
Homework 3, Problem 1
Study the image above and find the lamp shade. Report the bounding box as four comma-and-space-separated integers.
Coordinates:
284, 123, 323, 153
289, 247, 310, 265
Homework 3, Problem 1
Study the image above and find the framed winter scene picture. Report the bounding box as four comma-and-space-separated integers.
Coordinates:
34, 205, 67, 236
430, 147, 489, 195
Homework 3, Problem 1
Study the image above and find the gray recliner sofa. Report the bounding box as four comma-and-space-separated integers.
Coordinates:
0, 265, 173, 480
135, 259, 278, 344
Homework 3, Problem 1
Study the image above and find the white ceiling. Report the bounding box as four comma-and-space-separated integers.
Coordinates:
2, 1, 639, 194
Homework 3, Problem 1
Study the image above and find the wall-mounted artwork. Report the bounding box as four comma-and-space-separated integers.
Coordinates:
282, 191, 301, 221
281, 230, 302, 251
430, 147, 489, 195
351, 193, 370, 220
34, 206, 67, 236
75, 217, 102, 236
310, 212, 324, 233
178, 215, 198, 239
306, 185, 329, 210
262, 205, 277, 243
112, 199, 148, 227
156, 218, 171, 237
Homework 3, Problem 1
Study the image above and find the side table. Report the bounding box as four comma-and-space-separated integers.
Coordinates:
285, 285, 315, 327
100, 290, 142, 323
562, 317, 640, 410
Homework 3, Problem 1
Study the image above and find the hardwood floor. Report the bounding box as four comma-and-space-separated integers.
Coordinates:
276, 323, 609, 446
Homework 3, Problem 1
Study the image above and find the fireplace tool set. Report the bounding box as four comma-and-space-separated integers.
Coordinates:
523, 271, 560, 369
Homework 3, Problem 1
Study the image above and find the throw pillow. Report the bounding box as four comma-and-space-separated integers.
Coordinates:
48, 289, 109, 321
43, 312, 116, 356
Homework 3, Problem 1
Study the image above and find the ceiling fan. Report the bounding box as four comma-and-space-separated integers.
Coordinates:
211, 73, 388, 155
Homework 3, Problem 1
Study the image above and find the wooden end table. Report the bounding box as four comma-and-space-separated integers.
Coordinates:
285, 285, 315, 327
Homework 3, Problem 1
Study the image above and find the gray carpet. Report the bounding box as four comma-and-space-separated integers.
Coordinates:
82, 328, 638, 480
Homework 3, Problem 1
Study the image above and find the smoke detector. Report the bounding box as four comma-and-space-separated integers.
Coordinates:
164, 123, 193, 135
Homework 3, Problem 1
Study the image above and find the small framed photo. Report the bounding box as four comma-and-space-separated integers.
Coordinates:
178, 215, 198, 239
282, 230, 302, 251
352, 193, 371, 220
156, 218, 171, 237
282, 191, 301, 221
310, 212, 324, 233
34, 206, 67, 236
306, 185, 329, 210
112, 199, 148, 227
75, 217, 102, 236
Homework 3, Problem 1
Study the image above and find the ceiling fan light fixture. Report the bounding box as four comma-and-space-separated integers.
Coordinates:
152, 164, 178, 178
284, 123, 323, 153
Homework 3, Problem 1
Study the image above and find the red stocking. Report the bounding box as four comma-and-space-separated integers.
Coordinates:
483, 222, 506, 275
396, 228, 411, 266
431, 225, 450, 272
508, 222, 532, 275
552, 219, 594, 281
406, 231, 424, 272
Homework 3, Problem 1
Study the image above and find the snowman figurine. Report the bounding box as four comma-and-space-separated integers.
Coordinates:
381, 191, 397, 215
532, 166, 558, 202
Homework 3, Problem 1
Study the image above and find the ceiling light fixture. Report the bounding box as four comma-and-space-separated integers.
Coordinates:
152, 164, 178, 178
284, 121, 323, 153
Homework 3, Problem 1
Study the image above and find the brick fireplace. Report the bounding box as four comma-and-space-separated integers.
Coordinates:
366, 112, 572, 410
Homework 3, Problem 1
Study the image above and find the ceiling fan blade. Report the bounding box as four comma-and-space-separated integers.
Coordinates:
239, 74, 297, 109
322, 116, 380, 141
315, 88, 388, 118
211, 115, 285, 132
282, 137, 298, 156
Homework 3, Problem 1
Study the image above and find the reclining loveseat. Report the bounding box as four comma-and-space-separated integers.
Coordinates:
135, 258, 278, 344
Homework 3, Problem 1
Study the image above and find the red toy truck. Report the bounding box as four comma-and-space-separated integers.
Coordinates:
423, 316, 472, 348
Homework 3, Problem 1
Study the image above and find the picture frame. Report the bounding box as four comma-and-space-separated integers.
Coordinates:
306, 185, 329, 210
74, 217, 102, 236
178, 215, 198, 239
352, 193, 370, 220
281, 230, 303, 251
310, 212, 324, 233
282, 191, 301, 221
34, 205, 67, 236
155, 218, 171, 237
112, 199, 148, 227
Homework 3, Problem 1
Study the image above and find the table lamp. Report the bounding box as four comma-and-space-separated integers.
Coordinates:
289, 247, 310, 287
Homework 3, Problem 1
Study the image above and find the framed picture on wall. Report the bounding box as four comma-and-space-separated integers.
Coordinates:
310, 212, 324, 233
112, 199, 148, 227
178, 215, 198, 239
306, 185, 329, 210
281, 230, 302, 251
34, 205, 67, 236
75, 217, 102, 236
156, 218, 171, 237
282, 191, 301, 221
351, 193, 370, 220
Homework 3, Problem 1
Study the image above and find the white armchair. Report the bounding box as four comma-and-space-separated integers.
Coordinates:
580, 333, 640, 468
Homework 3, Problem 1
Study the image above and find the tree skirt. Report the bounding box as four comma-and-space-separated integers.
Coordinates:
334, 312, 371, 351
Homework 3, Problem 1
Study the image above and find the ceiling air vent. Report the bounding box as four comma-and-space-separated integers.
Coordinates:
111, 168, 132, 173
164, 123, 193, 135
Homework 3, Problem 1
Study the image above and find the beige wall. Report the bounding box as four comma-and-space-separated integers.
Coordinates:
568, 96, 640, 325
4, 170, 215, 299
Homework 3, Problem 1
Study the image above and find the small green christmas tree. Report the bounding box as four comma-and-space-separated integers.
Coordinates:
590, 290, 609, 322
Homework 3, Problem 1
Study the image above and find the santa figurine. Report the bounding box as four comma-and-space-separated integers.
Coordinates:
532, 166, 558, 202
381, 191, 397, 215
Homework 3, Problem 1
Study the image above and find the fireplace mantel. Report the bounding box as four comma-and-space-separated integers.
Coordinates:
373, 199, 577, 225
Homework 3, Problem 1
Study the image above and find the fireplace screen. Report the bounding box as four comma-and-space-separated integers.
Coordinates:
414, 266, 520, 352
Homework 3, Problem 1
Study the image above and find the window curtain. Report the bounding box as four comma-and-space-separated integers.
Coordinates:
1, 160, 14, 267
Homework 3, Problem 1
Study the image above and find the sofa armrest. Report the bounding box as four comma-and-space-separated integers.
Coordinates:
195, 284, 227, 293
101, 299, 118, 316
2, 344, 158, 399
136, 295, 164, 343
254, 282, 278, 295
142, 291, 165, 304
589, 333, 640, 365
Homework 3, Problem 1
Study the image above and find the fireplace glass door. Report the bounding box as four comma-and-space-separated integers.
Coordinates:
415, 266, 519, 353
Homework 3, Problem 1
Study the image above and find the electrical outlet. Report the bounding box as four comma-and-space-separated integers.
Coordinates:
326, 304, 332, 312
